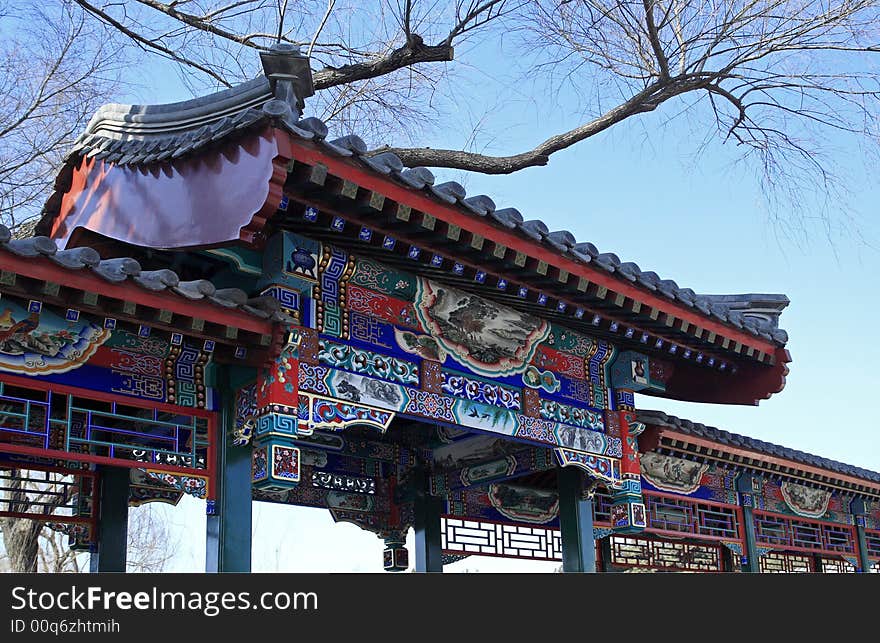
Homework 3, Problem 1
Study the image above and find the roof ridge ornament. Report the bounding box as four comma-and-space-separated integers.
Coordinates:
260, 43, 315, 122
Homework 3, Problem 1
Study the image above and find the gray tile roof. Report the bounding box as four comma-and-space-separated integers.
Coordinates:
0, 223, 294, 324
38, 46, 789, 347
639, 409, 880, 484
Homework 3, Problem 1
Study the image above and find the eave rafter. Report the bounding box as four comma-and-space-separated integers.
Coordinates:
269, 131, 786, 376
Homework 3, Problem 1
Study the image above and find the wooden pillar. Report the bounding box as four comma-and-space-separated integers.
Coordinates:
89, 466, 130, 573
558, 466, 597, 573
413, 467, 443, 573
206, 366, 253, 573
736, 473, 761, 573
851, 499, 871, 573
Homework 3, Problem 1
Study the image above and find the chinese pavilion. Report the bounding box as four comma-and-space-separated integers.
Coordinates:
1, 44, 877, 573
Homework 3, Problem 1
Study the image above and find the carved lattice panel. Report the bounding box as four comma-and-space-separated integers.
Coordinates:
441, 516, 563, 561
759, 551, 814, 573
608, 535, 722, 572
819, 557, 856, 573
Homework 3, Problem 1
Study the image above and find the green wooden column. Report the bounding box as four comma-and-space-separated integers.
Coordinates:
413, 467, 443, 573
736, 473, 761, 573
557, 466, 597, 573
206, 366, 253, 573
89, 466, 130, 573
851, 499, 871, 573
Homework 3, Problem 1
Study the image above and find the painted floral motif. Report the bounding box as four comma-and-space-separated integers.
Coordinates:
272, 446, 300, 480
349, 258, 416, 299
540, 399, 604, 431
556, 449, 617, 484
532, 345, 585, 380
414, 277, 550, 377
404, 390, 456, 423
318, 339, 419, 386
547, 325, 595, 357
441, 371, 520, 410
311, 397, 395, 432
252, 447, 268, 482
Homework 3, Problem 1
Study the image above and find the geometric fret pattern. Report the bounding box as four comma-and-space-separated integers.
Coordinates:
441, 516, 562, 561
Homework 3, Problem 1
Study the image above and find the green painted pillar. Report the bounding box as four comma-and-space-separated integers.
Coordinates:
413, 467, 443, 573
736, 473, 760, 573
206, 366, 253, 573
557, 466, 597, 573
89, 466, 130, 573
851, 499, 871, 573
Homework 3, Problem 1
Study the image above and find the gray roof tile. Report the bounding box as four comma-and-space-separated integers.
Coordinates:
0, 224, 293, 325
639, 410, 880, 484
37, 47, 789, 346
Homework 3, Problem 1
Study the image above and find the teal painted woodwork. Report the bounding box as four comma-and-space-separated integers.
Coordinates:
206, 366, 255, 573
557, 466, 596, 573
89, 466, 130, 573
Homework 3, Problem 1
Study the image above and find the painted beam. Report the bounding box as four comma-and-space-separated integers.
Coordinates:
206, 366, 254, 573
89, 466, 130, 573
557, 466, 597, 573
413, 467, 443, 573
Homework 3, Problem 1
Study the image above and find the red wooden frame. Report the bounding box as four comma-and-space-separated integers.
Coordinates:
0, 374, 218, 499
642, 490, 745, 543
753, 509, 857, 556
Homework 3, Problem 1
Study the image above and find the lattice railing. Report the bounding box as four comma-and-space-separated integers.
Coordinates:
754, 511, 855, 555
608, 534, 723, 572
0, 380, 215, 481
865, 529, 880, 559
643, 492, 740, 540
441, 516, 563, 561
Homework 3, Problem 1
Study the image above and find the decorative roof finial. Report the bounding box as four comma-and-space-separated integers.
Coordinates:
260, 43, 315, 122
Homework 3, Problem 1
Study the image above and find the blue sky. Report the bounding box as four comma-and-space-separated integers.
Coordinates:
119, 26, 880, 572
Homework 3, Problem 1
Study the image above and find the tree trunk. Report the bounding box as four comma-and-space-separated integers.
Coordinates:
1, 518, 42, 572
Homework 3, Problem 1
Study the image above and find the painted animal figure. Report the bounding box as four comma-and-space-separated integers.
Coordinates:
287, 247, 317, 278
